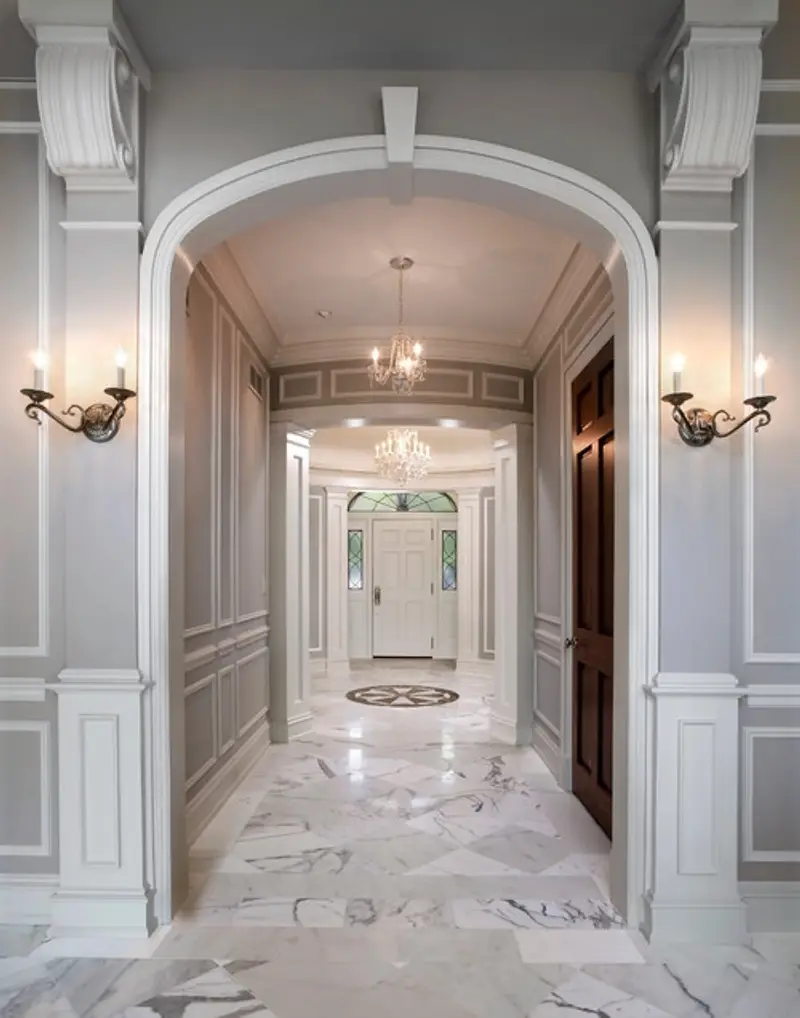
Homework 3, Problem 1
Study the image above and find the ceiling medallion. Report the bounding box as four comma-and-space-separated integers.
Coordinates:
367, 256, 427, 394
375, 428, 432, 487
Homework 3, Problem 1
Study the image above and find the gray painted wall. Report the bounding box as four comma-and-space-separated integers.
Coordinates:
183, 267, 270, 808
479, 488, 496, 660
734, 132, 800, 881
0, 131, 64, 876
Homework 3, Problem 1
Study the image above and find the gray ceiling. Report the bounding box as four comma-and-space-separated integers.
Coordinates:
116, 0, 680, 73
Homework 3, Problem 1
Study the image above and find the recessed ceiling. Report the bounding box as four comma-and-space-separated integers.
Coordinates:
223, 196, 587, 365
311, 425, 493, 473
117, 0, 679, 73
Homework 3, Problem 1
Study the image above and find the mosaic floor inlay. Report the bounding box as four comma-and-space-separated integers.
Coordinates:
345, 682, 460, 707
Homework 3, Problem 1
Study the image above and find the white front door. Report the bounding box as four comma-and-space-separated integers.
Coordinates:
372, 518, 433, 657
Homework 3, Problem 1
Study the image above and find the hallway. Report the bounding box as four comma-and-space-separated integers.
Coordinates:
2, 665, 799, 1016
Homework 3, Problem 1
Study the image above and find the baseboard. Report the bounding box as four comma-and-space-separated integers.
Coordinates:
311, 657, 327, 678
642, 891, 748, 944
0, 873, 58, 925
185, 721, 270, 844
327, 659, 351, 678
456, 658, 495, 679
490, 712, 533, 746
270, 712, 313, 743
50, 888, 154, 939
740, 881, 800, 933
532, 721, 565, 782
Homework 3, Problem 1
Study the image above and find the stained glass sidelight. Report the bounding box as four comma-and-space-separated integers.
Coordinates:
347, 530, 364, 590
442, 530, 457, 590
348, 491, 457, 513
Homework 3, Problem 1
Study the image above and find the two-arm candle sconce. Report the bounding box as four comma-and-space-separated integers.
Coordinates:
662, 352, 776, 448
21, 348, 136, 443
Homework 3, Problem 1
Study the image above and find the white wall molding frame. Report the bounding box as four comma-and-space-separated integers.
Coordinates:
138, 134, 660, 930
20, 0, 149, 190
0, 874, 58, 926
456, 490, 481, 669
480, 492, 496, 659
742, 727, 800, 864
643, 673, 747, 943
325, 488, 349, 670
0, 720, 51, 857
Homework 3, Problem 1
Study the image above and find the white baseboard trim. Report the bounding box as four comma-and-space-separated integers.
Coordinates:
311, 657, 327, 678
642, 892, 748, 944
50, 888, 154, 939
456, 658, 495, 679
490, 712, 533, 746
186, 721, 270, 844
327, 659, 351, 678
270, 712, 314, 743
0, 873, 58, 925
533, 720, 564, 782
740, 882, 800, 933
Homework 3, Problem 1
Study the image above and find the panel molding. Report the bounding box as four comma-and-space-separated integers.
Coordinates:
742, 726, 800, 863
741, 154, 800, 664
184, 672, 219, 792
0, 678, 46, 702
217, 663, 236, 757
278, 370, 323, 405
216, 303, 237, 630
309, 491, 325, 654
236, 645, 269, 739
79, 715, 121, 867
744, 685, 800, 708
0, 720, 51, 857
0, 133, 49, 658
480, 371, 525, 407
481, 494, 495, 657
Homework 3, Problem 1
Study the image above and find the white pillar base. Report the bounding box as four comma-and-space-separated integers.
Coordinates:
490, 712, 533, 746
50, 889, 154, 940
456, 658, 495, 679
643, 673, 746, 944
270, 712, 314, 743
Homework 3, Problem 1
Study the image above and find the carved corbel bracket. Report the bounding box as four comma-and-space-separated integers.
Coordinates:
35, 40, 138, 191
662, 27, 763, 193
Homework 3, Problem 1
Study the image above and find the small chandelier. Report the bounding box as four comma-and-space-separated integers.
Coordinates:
368, 256, 427, 394
375, 429, 432, 486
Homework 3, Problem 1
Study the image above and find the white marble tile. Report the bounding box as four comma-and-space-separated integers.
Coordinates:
539, 852, 611, 896
406, 807, 513, 846
231, 896, 347, 927
119, 967, 276, 1017
467, 825, 568, 874
452, 898, 625, 930
531, 971, 675, 1016
344, 898, 453, 929
408, 847, 530, 877
516, 929, 645, 964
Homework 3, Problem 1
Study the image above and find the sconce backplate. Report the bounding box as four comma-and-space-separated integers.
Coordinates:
676, 407, 715, 447
83, 402, 125, 443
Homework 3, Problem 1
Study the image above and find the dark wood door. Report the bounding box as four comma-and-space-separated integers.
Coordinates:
571, 339, 614, 838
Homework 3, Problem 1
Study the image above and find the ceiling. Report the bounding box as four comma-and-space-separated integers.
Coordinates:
223, 196, 588, 366
310, 426, 493, 474
116, 0, 679, 73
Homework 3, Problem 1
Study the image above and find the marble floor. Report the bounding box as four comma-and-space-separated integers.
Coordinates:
2, 663, 799, 1016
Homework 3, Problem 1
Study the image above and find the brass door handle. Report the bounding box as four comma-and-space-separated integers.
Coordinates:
373, 585, 381, 606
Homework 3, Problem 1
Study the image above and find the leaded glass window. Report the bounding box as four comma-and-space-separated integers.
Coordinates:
348, 530, 364, 590
442, 530, 457, 591
348, 491, 457, 513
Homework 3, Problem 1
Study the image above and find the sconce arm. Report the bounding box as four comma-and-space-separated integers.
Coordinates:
711, 397, 775, 438
20, 386, 136, 443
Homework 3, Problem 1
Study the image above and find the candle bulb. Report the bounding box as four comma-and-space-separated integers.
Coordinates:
30, 349, 47, 390
115, 348, 128, 389
754, 353, 767, 397
670, 352, 686, 394
371, 347, 379, 363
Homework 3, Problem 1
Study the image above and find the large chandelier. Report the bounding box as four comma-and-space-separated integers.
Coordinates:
374, 429, 432, 486
368, 256, 427, 394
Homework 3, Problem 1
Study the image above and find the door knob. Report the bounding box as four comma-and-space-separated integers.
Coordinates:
373, 585, 381, 606
564, 636, 579, 649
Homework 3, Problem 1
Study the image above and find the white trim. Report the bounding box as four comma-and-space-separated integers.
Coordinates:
480, 371, 525, 406
0, 80, 37, 89
744, 685, 800, 708
59, 220, 143, 231
534, 627, 562, 651
184, 673, 218, 792
309, 491, 325, 655
56, 668, 142, 686
532, 718, 564, 781
654, 220, 737, 233
236, 645, 269, 738
137, 134, 659, 928
0, 874, 58, 925
761, 79, 800, 92
754, 123, 800, 136
278, 370, 323, 405
481, 492, 495, 658
742, 727, 800, 863
216, 664, 237, 757
0, 720, 51, 856
741, 155, 800, 665
185, 721, 270, 845
0, 678, 46, 701
740, 882, 800, 933
0, 121, 40, 133
216, 303, 237, 630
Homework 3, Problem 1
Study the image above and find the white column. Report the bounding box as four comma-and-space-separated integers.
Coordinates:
643, 674, 746, 943
325, 487, 350, 676
456, 489, 484, 675
269, 426, 313, 741
492, 424, 534, 744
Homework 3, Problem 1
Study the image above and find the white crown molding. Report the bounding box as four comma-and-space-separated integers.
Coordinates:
310, 466, 494, 491
60, 220, 143, 231
661, 27, 765, 193
201, 244, 280, 362
524, 244, 602, 368
654, 220, 738, 233
271, 336, 531, 369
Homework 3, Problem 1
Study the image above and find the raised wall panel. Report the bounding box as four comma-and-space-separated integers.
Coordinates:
0, 135, 48, 656
0, 721, 50, 856
278, 371, 322, 404
743, 727, 800, 862
480, 492, 496, 657
79, 716, 120, 867
237, 646, 268, 737
481, 372, 525, 406
534, 650, 562, 737
677, 721, 717, 875
237, 342, 267, 623
184, 273, 216, 638
534, 342, 563, 625
217, 665, 237, 757
185, 675, 217, 792
309, 492, 324, 655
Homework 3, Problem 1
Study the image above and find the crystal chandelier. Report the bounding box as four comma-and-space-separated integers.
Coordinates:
367, 256, 427, 394
374, 429, 432, 486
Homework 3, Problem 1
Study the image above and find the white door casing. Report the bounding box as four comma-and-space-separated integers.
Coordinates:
372, 518, 433, 658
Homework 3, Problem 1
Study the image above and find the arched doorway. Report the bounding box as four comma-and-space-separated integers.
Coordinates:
137, 136, 659, 928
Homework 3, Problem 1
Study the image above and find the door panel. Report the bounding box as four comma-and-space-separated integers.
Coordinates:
373, 519, 433, 657
571, 339, 614, 838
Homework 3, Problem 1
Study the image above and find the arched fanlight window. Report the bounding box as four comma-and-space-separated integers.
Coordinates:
347, 491, 457, 513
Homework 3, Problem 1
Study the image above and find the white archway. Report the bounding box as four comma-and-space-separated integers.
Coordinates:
137, 135, 659, 928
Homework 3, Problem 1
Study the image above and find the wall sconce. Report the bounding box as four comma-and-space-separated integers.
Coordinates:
20, 348, 136, 443
662, 352, 776, 448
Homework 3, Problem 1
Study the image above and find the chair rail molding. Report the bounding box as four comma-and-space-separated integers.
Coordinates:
20, 0, 150, 190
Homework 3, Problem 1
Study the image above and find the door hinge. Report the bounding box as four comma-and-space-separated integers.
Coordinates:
431, 636, 434, 650
430, 582, 434, 595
